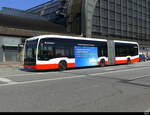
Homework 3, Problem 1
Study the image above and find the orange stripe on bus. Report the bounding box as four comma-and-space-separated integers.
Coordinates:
67, 63, 75, 68
24, 64, 58, 70
115, 57, 139, 64
131, 58, 140, 63
24, 58, 139, 70
115, 60, 127, 64
24, 63, 76, 70
105, 61, 109, 65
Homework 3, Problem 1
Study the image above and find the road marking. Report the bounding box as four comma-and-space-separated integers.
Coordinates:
90, 66, 150, 76
102, 68, 115, 71
128, 74, 150, 81
2, 64, 150, 78
0, 75, 86, 87
0, 72, 54, 78
0, 64, 150, 87
0, 78, 16, 84
0, 67, 150, 87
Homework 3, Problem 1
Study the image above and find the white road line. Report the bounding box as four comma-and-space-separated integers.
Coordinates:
0, 75, 86, 87
90, 66, 150, 76
102, 68, 115, 71
128, 74, 150, 81
3, 65, 150, 78
0, 72, 54, 78
0, 65, 150, 87
0, 78, 13, 83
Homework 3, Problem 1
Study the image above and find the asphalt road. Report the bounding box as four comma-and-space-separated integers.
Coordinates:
0, 61, 150, 112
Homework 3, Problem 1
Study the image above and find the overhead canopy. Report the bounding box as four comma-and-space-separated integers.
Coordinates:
0, 14, 66, 34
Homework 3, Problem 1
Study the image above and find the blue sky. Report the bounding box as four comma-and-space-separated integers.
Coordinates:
0, 0, 51, 10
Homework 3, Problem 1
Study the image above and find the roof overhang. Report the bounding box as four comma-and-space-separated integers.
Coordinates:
0, 14, 66, 34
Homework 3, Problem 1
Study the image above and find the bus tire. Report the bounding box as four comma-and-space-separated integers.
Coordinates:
58, 61, 67, 71
100, 59, 105, 67
127, 58, 131, 64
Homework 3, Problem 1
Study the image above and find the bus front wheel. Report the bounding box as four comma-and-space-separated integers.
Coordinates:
58, 61, 67, 71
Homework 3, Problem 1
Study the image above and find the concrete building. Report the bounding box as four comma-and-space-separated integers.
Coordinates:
26, 0, 67, 25
0, 7, 66, 63
26, 0, 150, 57
1, 0, 150, 63
81, 0, 150, 56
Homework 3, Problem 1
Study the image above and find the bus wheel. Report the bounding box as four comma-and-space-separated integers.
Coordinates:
58, 61, 67, 71
100, 59, 105, 67
127, 58, 131, 64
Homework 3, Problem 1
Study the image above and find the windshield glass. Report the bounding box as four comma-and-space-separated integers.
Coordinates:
24, 39, 38, 65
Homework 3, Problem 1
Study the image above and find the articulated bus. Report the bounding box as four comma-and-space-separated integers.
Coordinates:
24, 35, 139, 71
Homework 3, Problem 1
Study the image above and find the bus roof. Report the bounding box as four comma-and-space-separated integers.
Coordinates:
26, 35, 108, 42
114, 40, 138, 45
26, 35, 138, 45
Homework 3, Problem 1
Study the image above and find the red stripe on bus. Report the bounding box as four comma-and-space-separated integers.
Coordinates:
24, 58, 139, 70
67, 63, 75, 68
25, 61, 110, 70
105, 61, 109, 65
131, 57, 140, 63
24, 64, 59, 70
24, 63, 76, 70
115, 60, 127, 64
115, 57, 139, 64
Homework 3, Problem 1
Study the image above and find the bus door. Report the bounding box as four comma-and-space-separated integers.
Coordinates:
74, 46, 98, 67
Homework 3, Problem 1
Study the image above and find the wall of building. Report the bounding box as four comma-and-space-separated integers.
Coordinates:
80, 0, 150, 57
66, 0, 82, 34
0, 7, 47, 21
0, 38, 3, 62
1, 0, 150, 63
81, 0, 98, 37
0, 36, 22, 63
91, 0, 150, 41
26, 0, 67, 25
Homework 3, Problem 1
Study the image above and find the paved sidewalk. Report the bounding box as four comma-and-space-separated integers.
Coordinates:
0, 62, 23, 68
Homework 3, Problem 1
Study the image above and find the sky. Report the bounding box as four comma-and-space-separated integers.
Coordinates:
0, 0, 51, 10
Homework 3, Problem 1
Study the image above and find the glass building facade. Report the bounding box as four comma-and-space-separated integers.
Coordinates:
25, 0, 150, 56
26, 0, 67, 25
25, 0, 150, 43
92, 0, 150, 42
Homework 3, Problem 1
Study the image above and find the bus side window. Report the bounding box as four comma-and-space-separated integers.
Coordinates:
38, 43, 54, 60
98, 43, 108, 57
55, 48, 65, 57
55, 46, 74, 58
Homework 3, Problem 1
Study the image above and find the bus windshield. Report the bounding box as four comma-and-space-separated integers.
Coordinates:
24, 39, 38, 65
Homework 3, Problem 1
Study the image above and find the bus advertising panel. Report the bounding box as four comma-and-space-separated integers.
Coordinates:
74, 46, 98, 67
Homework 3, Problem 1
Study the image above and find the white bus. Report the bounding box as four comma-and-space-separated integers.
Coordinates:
24, 35, 139, 70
